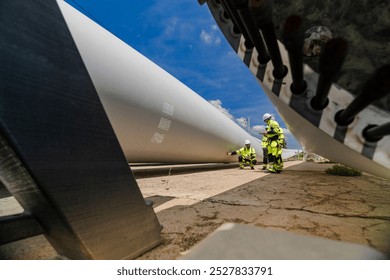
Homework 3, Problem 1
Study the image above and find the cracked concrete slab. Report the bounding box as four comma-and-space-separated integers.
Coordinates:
136, 161, 390, 259
1, 160, 389, 259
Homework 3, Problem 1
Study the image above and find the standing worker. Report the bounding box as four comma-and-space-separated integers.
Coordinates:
227, 140, 257, 170
263, 113, 285, 173
260, 128, 268, 170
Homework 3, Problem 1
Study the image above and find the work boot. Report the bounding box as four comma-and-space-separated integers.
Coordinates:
275, 168, 283, 173
266, 166, 277, 173
274, 163, 283, 173
267, 162, 275, 173
251, 166, 254, 170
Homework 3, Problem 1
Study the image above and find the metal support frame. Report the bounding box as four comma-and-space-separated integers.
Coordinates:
220, 0, 254, 48
311, 38, 348, 110
232, 0, 270, 64
363, 123, 390, 142
282, 15, 306, 95
249, 0, 287, 79
336, 64, 390, 126
0, 0, 161, 259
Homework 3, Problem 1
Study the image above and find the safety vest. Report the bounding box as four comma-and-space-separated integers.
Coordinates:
261, 135, 268, 149
266, 119, 284, 141
236, 146, 256, 158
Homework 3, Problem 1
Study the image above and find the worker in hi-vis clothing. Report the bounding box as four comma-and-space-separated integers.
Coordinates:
227, 140, 257, 170
260, 128, 268, 170
263, 113, 285, 173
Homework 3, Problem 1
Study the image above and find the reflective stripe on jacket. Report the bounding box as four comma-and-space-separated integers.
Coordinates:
236, 147, 256, 158
261, 135, 268, 149
266, 119, 284, 141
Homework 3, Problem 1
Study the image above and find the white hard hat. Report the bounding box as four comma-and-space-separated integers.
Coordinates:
244, 139, 251, 145
263, 113, 272, 122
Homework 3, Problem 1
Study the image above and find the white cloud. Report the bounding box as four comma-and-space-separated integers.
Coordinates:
209, 100, 255, 131
252, 125, 267, 135
236, 117, 248, 127
208, 101, 302, 148
163, 17, 178, 36
200, 29, 221, 46
200, 29, 212, 44
208, 99, 233, 119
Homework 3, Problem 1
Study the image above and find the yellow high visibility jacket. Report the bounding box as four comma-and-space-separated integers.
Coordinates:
266, 119, 284, 142
261, 135, 268, 149
235, 146, 256, 159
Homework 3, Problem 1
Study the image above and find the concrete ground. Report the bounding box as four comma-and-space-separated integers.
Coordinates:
1, 160, 389, 259
135, 161, 390, 259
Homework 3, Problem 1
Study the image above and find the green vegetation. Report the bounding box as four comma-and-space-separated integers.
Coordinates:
325, 164, 362, 176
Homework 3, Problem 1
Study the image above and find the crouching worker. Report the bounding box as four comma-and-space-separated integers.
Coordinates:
227, 140, 257, 170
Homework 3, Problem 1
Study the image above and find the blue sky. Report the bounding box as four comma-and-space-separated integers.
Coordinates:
66, 0, 302, 149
